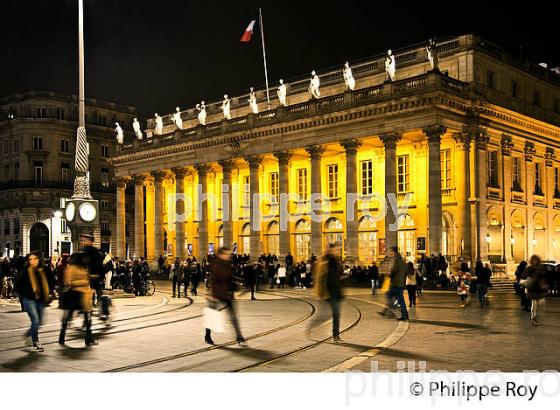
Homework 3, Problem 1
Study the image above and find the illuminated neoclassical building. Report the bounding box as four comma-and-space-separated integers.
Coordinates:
110, 34, 560, 274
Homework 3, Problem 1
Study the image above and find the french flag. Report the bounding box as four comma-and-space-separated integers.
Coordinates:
240, 20, 256, 42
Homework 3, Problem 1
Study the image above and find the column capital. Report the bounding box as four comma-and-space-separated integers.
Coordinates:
340, 139, 362, 154
545, 147, 555, 167
172, 167, 187, 179
473, 131, 490, 151
453, 132, 472, 150
152, 171, 166, 183
273, 150, 293, 165
194, 164, 211, 176
379, 132, 401, 149
423, 125, 447, 143
133, 174, 145, 185
524, 141, 536, 162
501, 134, 514, 156
245, 154, 263, 169
114, 176, 129, 188
305, 145, 325, 159
218, 159, 235, 173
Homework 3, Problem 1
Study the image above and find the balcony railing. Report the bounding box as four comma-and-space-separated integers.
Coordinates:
0, 180, 116, 193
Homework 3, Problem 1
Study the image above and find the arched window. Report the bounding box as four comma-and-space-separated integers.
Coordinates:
359, 215, 377, 263
324, 217, 343, 257
397, 213, 415, 261
240, 222, 251, 254
266, 221, 279, 256
294, 219, 311, 262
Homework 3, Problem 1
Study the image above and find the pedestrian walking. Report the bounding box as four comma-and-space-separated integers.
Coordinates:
457, 262, 472, 307
520, 255, 549, 326
476, 262, 492, 307
204, 247, 245, 345
370, 261, 379, 295
515, 261, 530, 311
170, 258, 181, 297
306, 243, 343, 341
14, 251, 53, 352
405, 262, 417, 307
378, 246, 409, 321
277, 264, 286, 288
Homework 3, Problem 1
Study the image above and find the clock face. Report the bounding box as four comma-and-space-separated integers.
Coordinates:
79, 203, 97, 222
65, 202, 76, 222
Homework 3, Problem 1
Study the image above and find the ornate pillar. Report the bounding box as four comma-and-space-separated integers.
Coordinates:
145, 175, 155, 263
116, 177, 127, 259
196, 165, 209, 259
545, 148, 556, 261
341, 139, 362, 263
306, 145, 325, 258
246, 155, 263, 260
501, 135, 514, 264
153, 172, 165, 260
474, 132, 490, 262
379, 132, 401, 255
134, 174, 145, 259
424, 125, 446, 256
524, 143, 536, 258
173, 167, 186, 259
454, 134, 472, 263
274, 151, 293, 261
219, 160, 234, 249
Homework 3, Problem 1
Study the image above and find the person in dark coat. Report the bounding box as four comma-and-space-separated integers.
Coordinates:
521, 255, 548, 326
191, 263, 202, 296
14, 251, 53, 352
306, 243, 343, 341
515, 261, 529, 311
170, 258, 181, 297
204, 247, 245, 345
379, 246, 409, 320
476, 263, 492, 307
80, 234, 104, 304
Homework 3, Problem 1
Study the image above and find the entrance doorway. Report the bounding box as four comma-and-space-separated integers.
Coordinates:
29, 222, 49, 257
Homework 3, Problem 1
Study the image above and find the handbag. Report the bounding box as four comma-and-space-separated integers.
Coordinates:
59, 289, 82, 310
202, 306, 225, 333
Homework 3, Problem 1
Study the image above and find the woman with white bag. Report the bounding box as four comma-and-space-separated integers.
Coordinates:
204, 247, 246, 346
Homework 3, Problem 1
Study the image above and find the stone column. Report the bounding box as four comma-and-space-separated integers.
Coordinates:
474, 132, 490, 262
134, 174, 145, 259
153, 172, 165, 260
246, 155, 263, 260
306, 145, 325, 258
379, 133, 401, 255
501, 135, 514, 264
524, 143, 535, 259
454, 134, 472, 262
546, 149, 556, 261
116, 177, 127, 259
424, 125, 446, 256
196, 165, 209, 259
219, 160, 234, 249
341, 139, 362, 263
173, 167, 186, 259
274, 151, 293, 261
145, 176, 155, 264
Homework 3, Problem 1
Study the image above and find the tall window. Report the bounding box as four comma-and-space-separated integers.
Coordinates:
512, 157, 522, 192
3, 139, 9, 154
60, 138, 70, 153
269, 172, 279, 203
361, 160, 373, 195
242, 175, 250, 206
61, 163, 69, 184
297, 168, 308, 200
36, 108, 46, 118
33, 161, 43, 184
511, 80, 518, 98
101, 144, 110, 157
100, 200, 110, 211
440, 149, 452, 189
33, 136, 43, 151
397, 155, 410, 193
486, 70, 495, 89
101, 168, 109, 188
327, 164, 338, 198
56, 108, 65, 120
533, 91, 541, 106
100, 221, 110, 234
488, 151, 499, 188
535, 162, 544, 195
555, 168, 560, 198
14, 219, 20, 234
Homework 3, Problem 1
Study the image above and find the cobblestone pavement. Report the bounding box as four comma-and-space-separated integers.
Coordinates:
0, 283, 558, 372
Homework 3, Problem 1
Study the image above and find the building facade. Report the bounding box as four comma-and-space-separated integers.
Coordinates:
0, 91, 136, 257
111, 34, 560, 274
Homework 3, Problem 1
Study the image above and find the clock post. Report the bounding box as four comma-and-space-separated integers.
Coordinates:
65, 0, 99, 252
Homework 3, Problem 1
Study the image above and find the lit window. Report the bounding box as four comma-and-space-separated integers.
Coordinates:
555, 168, 560, 198
535, 162, 544, 195
397, 155, 410, 193
269, 172, 279, 202
487, 151, 500, 188
243, 175, 250, 206
441, 150, 452, 189
512, 157, 522, 192
361, 160, 373, 195
327, 164, 338, 198
297, 168, 308, 200
101, 168, 109, 188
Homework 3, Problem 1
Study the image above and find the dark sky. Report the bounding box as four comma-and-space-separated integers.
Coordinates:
1, 0, 558, 121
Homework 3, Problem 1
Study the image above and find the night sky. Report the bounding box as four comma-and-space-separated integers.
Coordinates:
1, 0, 558, 122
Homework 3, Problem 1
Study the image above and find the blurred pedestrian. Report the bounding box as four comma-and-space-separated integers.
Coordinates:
457, 262, 472, 307
515, 261, 530, 311
307, 243, 343, 341
204, 247, 245, 345
170, 258, 181, 297
405, 261, 417, 307
520, 255, 548, 326
476, 262, 492, 307
378, 246, 409, 321
14, 251, 53, 352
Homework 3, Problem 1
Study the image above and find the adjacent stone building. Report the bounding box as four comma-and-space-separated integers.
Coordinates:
0, 91, 136, 257
111, 34, 560, 274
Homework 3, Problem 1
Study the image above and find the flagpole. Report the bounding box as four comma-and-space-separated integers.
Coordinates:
259, 8, 271, 109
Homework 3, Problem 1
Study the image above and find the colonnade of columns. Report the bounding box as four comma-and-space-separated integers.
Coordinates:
116, 126, 448, 263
